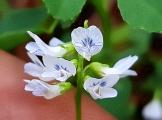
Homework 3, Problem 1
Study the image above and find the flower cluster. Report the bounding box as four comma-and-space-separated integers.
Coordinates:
24, 25, 138, 100
24, 31, 76, 99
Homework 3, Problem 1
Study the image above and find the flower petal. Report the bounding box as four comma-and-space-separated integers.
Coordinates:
49, 37, 64, 47
102, 75, 119, 87
83, 78, 101, 100
27, 31, 66, 57
44, 85, 61, 99
24, 79, 48, 92
27, 31, 49, 53
43, 56, 76, 75
102, 67, 137, 79
84, 76, 119, 89
25, 53, 56, 81
25, 42, 43, 56
99, 87, 117, 99
71, 26, 103, 61
41, 70, 60, 79
87, 89, 99, 100
42, 56, 76, 81
113, 55, 138, 73
27, 52, 44, 67
120, 70, 137, 78
102, 68, 122, 75
24, 62, 43, 77
83, 77, 100, 91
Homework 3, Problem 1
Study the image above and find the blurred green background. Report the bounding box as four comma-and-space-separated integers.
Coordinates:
0, 0, 162, 120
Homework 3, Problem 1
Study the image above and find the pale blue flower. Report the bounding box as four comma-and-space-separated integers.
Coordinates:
71, 26, 103, 61
26, 31, 66, 57
84, 75, 119, 99
24, 53, 76, 82
49, 37, 64, 47
41, 55, 76, 81
101, 55, 138, 78
24, 79, 61, 99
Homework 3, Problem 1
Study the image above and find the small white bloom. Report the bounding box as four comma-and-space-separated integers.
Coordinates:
84, 75, 119, 99
102, 55, 138, 78
71, 26, 103, 61
142, 99, 162, 120
24, 79, 61, 99
26, 31, 66, 57
41, 55, 76, 81
24, 53, 76, 81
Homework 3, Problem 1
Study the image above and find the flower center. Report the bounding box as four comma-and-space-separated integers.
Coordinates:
99, 81, 107, 87
90, 81, 100, 87
54, 64, 70, 77
54, 64, 68, 72
82, 37, 95, 50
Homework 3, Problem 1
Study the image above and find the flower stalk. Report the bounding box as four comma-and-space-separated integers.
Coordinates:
154, 89, 162, 100
75, 20, 88, 120
76, 54, 84, 120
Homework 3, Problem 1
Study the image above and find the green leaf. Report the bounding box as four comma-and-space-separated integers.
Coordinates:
110, 25, 151, 61
97, 78, 133, 120
117, 0, 162, 32
0, 7, 49, 50
97, 24, 151, 65
42, 0, 86, 21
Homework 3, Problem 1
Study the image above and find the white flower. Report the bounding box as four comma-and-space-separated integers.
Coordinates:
26, 31, 66, 57
71, 26, 103, 61
142, 99, 162, 120
41, 55, 76, 81
24, 79, 61, 99
24, 53, 76, 82
101, 55, 138, 78
84, 75, 119, 99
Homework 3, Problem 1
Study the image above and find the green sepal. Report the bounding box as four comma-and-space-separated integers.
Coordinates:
62, 42, 77, 59
84, 62, 109, 78
59, 82, 72, 94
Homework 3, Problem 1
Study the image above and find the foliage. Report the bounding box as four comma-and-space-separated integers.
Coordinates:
0, 7, 50, 50
117, 0, 162, 32
43, 0, 86, 21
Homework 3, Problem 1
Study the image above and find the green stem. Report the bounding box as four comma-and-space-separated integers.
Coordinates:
153, 89, 161, 100
76, 54, 84, 120
47, 20, 59, 34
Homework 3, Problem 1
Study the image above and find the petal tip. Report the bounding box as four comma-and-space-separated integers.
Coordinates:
27, 31, 32, 35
